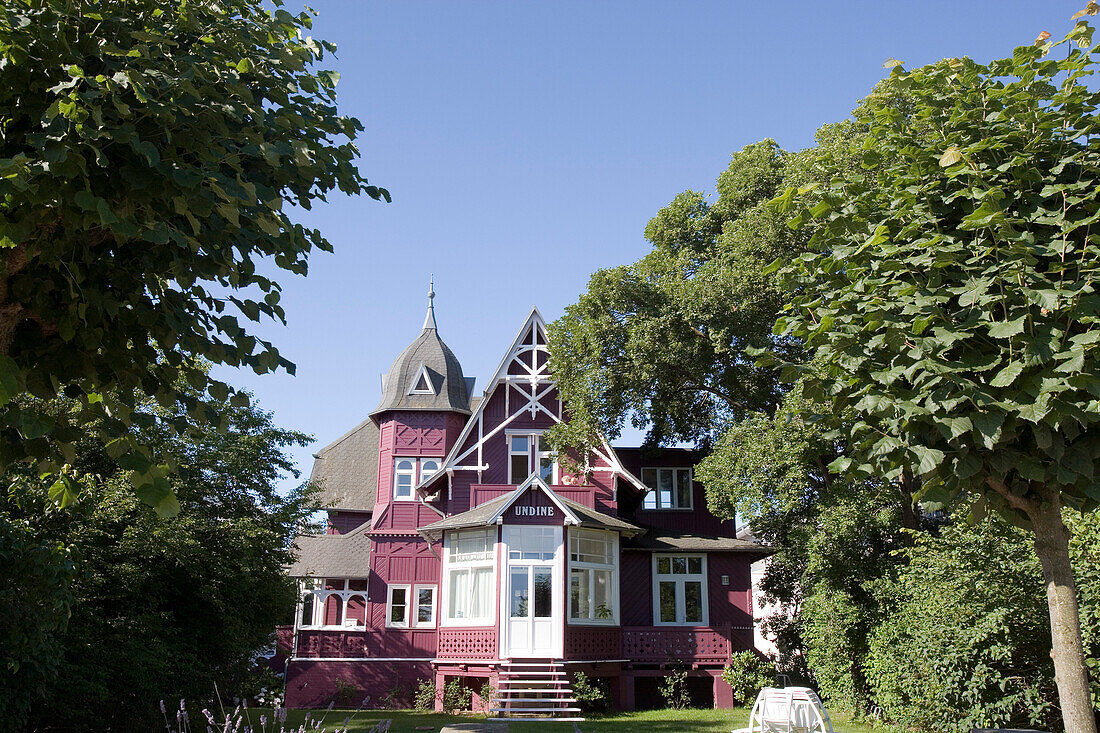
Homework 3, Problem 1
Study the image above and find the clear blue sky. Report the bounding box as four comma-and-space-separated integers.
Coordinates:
213, 1, 1079, 491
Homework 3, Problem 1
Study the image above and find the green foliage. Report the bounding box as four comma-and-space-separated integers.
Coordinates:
772, 23, 1100, 524
0, 0, 386, 512
659, 661, 691, 710
0, 512, 73, 733
7, 392, 318, 732
866, 513, 1100, 731
477, 680, 496, 714
547, 139, 818, 452
413, 679, 436, 712
721, 651, 776, 706
331, 679, 362, 709
572, 671, 611, 714
441, 678, 472, 715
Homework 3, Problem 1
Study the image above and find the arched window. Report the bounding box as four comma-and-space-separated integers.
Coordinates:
394, 459, 415, 499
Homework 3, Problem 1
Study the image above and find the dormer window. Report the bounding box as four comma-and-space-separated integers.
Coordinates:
408, 363, 436, 395
641, 468, 693, 510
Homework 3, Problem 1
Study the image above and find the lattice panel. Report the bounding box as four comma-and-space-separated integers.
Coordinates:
297, 631, 368, 658
565, 627, 621, 660
620, 627, 731, 663
436, 628, 497, 659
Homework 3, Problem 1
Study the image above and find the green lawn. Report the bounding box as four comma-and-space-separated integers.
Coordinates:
260, 707, 893, 732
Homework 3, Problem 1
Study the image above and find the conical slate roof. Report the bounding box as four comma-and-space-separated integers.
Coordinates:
371, 284, 472, 416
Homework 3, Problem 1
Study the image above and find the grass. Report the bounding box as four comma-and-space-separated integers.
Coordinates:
259, 707, 894, 732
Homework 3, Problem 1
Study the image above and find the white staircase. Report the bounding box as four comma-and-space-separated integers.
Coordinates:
490, 660, 583, 721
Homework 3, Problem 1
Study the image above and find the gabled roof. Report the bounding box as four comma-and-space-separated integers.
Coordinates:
418, 476, 642, 541
414, 307, 646, 495
287, 522, 372, 577
311, 418, 380, 511
371, 287, 472, 417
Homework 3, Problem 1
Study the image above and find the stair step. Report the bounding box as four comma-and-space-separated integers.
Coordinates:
499, 689, 574, 695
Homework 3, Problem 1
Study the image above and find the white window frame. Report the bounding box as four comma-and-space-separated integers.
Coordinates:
413, 584, 437, 627
641, 467, 693, 510
393, 457, 444, 501
652, 554, 708, 626
441, 528, 497, 626
393, 458, 416, 500
386, 584, 411, 628
408, 364, 436, 395
568, 528, 619, 626
297, 578, 368, 629
506, 431, 557, 484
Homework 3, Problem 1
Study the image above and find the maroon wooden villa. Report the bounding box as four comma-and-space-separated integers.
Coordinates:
279, 291, 771, 715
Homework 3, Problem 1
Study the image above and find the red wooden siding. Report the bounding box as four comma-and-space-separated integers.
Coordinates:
620, 552, 653, 626
286, 659, 433, 709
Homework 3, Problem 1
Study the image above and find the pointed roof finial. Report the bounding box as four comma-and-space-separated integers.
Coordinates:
423, 274, 437, 330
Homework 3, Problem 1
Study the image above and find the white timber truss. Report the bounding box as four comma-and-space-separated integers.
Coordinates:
415, 307, 646, 499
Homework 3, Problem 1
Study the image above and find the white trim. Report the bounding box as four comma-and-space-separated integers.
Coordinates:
641, 467, 694, 511
652, 553, 709, 626
440, 528, 497, 627
386, 584, 411, 628
413, 584, 437, 627
483, 476, 580, 527
567, 527, 620, 626
501, 525, 564, 658
408, 362, 436, 395
393, 457, 416, 500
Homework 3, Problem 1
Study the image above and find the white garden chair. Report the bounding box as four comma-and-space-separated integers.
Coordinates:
733, 686, 835, 733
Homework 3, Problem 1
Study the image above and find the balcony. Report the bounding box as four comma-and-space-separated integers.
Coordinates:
620, 625, 749, 664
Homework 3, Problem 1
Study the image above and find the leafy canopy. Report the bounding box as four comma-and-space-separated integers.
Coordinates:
0, 0, 385, 514
4, 390, 318, 732
771, 22, 1100, 522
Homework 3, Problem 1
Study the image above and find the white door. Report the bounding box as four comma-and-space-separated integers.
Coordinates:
503, 526, 562, 658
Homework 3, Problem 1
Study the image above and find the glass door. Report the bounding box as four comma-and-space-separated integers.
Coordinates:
503, 526, 562, 657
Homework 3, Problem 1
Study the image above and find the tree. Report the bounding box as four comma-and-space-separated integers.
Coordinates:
0, 0, 386, 513
772, 15, 1100, 731
1, 390, 317, 732
865, 513, 1100, 732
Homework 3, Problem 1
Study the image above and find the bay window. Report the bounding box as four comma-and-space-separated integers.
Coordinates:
653, 554, 707, 625
569, 529, 618, 624
641, 468, 693, 510
444, 528, 495, 624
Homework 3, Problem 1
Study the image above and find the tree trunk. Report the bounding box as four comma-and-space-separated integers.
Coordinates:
1027, 488, 1097, 733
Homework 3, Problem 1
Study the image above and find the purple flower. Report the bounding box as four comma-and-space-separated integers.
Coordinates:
160, 701, 167, 714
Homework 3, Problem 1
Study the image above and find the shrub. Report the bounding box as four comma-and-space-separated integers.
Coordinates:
413, 679, 436, 711
722, 651, 777, 705
379, 681, 411, 710
442, 678, 472, 714
571, 672, 610, 714
477, 680, 496, 713
658, 662, 690, 710
866, 515, 1070, 732
330, 680, 360, 709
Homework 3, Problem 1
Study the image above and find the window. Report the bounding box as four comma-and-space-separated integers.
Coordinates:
653, 554, 707, 625
415, 585, 436, 626
393, 457, 445, 500
569, 529, 618, 624
387, 585, 410, 627
387, 584, 436, 628
444, 528, 495, 624
508, 433, 556, 484
409, 364, 435, 394
509, 526, 557, 560
298, 578, 367, 628
641, 468, 693, 510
